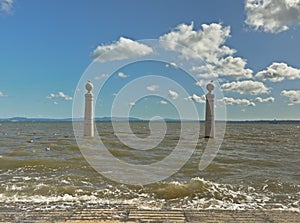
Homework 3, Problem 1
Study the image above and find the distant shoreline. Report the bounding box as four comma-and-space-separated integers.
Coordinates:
0, 117, 300, 124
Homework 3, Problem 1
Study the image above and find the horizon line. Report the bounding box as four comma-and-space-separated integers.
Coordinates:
0, 116, 300, 122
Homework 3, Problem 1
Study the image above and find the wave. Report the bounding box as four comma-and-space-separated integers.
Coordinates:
0, 122, 299, 212
0, 177, 299, 212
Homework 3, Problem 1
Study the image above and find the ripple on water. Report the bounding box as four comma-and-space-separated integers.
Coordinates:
0, 122, 299, 211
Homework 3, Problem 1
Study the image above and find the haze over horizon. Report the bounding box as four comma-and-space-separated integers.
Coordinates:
1, 0, 300, 120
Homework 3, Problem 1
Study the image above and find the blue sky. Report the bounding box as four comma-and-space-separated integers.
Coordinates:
1, 0, 300, 120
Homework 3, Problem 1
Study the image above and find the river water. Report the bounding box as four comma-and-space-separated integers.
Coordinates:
0, 121, 299, 211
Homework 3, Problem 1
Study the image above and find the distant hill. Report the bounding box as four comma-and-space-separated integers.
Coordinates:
0, 117, 142, 122
95, 117, 142, 122
0, 117, 299, 124
0, 117, 68, 122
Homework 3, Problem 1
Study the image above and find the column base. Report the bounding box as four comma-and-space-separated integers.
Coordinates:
204, 136, 214, 138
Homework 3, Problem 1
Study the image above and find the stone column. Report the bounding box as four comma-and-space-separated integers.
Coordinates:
84, 80, 94, 137
205, 82, 215, 138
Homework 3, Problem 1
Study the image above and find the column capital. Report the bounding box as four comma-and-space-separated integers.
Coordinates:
85, 80, 94, 93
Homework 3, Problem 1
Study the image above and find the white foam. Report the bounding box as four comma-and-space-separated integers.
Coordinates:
0, 177, 298, 212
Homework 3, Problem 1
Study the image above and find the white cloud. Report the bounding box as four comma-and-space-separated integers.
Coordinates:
195, 80, 207, 87
58, 92, 72, 101
256, 62, 300, 82
129, 102, 136, 107
160, 100, 168, 105
281, 90, 300, 105
160, 23, 234, 63
0, 91, 7, 97
47, 92, 72, 101
185, 94, 205, 103
165, 62, 178, 69
53, 101, 58, 105
47, 93, 56, 99
219, 97, 256, 107
214, 56, 253, 79
118, 72, 128, 78
193, 56, 253, 79
245, 0, 300, 33
255, 96, 275, 103
160, 22, 252, 79
92, 37, 153, 62
198, 74, 219, 80
168, 90, 178, 100
146, 85, 159, 92
94, 73, 109, 80
194, 64, 219, 79
221, 80, 270, 95
0, 0, 14, 14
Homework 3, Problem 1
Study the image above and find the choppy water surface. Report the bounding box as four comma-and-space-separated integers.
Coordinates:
0, 121, 299, 211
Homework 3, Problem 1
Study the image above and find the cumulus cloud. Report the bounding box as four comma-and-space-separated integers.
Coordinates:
160, 22, 234, 63
219, 97, 256, 106
0, 0, 14, 14
160, 22, 253, 79
118, 72, 128, 78
281, 90, 300, 105
221, 80, 270, 95
92, 37, 153, 62
195, 80, 207, 87
256, 62, 300, 82
185, 94, 205, 103
168, 90, 178, 100
0, 91, 7, 97
194, 56, 253, 79
159, 100, 168, 105
245, 0, 300, 33
255, 96, 275, 103
214, 56, 253, 79
193, 64, 219, 79
146, 85, 159, 92
47, 92, 72, 101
